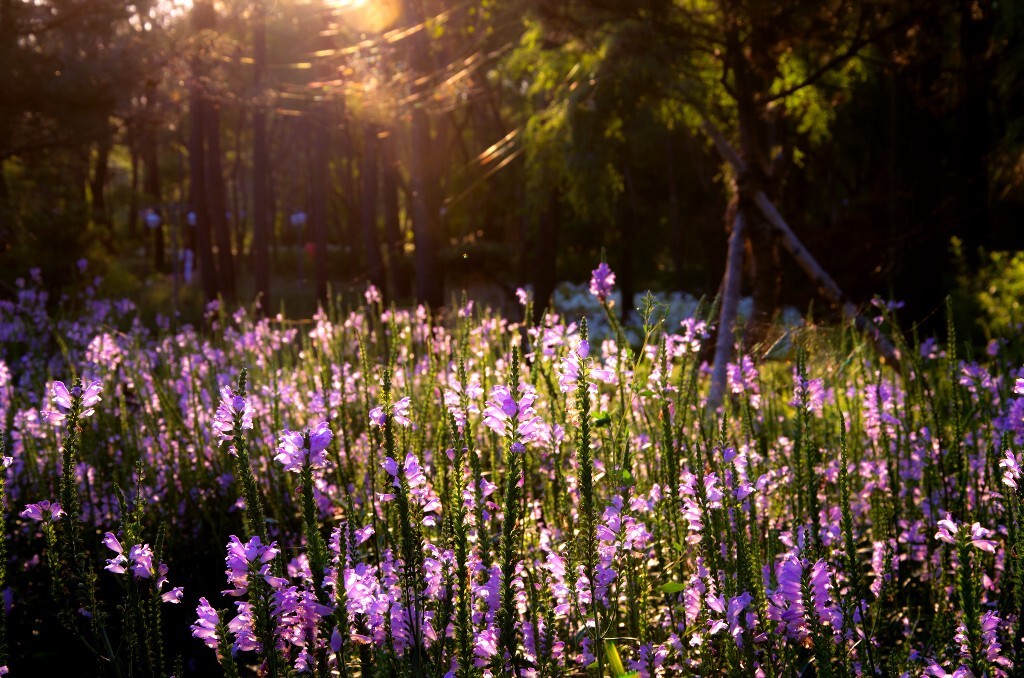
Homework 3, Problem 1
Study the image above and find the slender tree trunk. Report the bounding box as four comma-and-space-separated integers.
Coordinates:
128, 134, 140, 239
205, 101, 236, 300
708, 208, 746, 411
190, 77, 217, 300
91, 131, 111, 228
0, 158, 12, 246
380, 128, 407, 300
703, 119, 901, 367
409, 106, 442, 307
405, 0, 442, 308
725, 18, 780, 346
231, 104, 246, 257
667, 132, 686, 291
311, 106, 329, 304
956, 0, 993, 262
361, 123, 385, 294
530, 193, 559, 323
143, 107, 164, 271
252, 1, 271, 309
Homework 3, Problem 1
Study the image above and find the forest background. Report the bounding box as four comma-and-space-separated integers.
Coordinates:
2, 0, 1024, 342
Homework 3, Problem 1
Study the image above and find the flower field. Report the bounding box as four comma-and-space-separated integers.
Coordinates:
1, 271, 1022, 677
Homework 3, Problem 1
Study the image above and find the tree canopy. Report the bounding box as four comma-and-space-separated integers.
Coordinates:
1, 0, 1022, 335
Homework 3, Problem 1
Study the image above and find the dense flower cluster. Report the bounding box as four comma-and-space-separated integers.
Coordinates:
1, 273, 1023, 676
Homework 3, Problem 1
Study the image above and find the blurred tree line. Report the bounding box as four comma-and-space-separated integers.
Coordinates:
1, 0, 1023, 332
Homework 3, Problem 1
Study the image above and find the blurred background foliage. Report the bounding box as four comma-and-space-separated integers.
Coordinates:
0, 0, 1023, 342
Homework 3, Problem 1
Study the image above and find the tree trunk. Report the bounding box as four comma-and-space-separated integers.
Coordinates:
311, 106, 330, 304
361, 123, 385, 294
725, 19, 780, 345
406, 0, 442, 308
530, 193, 559, 323
205, 101, 236, 300
189, 80, 217, 301
144, 109, 164, 271
743, 213, 780, 348
703, 119, 901, 367
380, 128, 407, 300
708, 209, 746, 411
252, 3, 271, 309
90, 131, 111, 229
956, 0, 993, 262
128, 135, 139, 239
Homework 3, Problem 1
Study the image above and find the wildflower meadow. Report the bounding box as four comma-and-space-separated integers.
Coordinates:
1, 266, 1022, 677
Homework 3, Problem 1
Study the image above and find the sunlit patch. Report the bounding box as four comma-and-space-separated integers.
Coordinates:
329, 0, 401, 34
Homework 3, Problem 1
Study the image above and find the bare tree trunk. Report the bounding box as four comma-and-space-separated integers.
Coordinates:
956, 0, 993, 263
143, 102, 164, 271
708, 209, 746, 411
90, 131, 111, 229
311, 106, 329, 304
361, 123, 385, 294
744, 214, 780, 349
703, 120, 901, 367
406, 0, 442, 308
189, 77, 217, 300
380, 128, 407, 300
530, 193, 559, 323
128, 134, 139, 239
252, 1, 271, 309
205, 101, 236, 300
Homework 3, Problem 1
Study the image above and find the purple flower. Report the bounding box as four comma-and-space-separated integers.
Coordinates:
935, 515, 999, 553
968, 523, 998, 553
1001, 450, 1022, 490
790, 372, 825, 413
274, 421, 333, 472
224, 535, 286, 595
980, 611, 1013, 672
42, 379, 102, 423
213, 386, 253, 440
129, 544, 156, 579
809, 559, 843, 632
935, 517, 958, 545
103, 532, 128, 574
589, 262, 615, 302
161, 586, 184, 604
192, 598, 220, 649
369, 398, 412, 428
20, 500, 63, 523
369, 406, 386, 427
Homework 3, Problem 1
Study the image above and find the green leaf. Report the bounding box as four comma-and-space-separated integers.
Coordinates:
605, 640, 627, 676
594, 411, 612, 428
660, 581, 686, 594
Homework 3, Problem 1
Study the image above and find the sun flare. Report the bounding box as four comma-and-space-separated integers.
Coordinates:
328, 0, 401, 34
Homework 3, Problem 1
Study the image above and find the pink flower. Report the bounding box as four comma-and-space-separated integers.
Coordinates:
42, 379, 102, 423
20, 500, 63, 522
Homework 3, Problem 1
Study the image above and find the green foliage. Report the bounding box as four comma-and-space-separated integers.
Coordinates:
952, 237, 1024, 337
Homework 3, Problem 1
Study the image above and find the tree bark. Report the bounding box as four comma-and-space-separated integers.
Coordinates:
205, 101, 236, 300
90, 130, 111, 229
530, 193, 559, 323
252, 1, 271, 309
311, 106, 330, 304
703, 120, 901, 367
708, 209, 746, 411
127, 134, 139, 239
406, 0, 442, 308
361, 123, 385, 294
955, 0, 993, 262
143, 98, 164, 271
380, 128, 407, 300
189, 79, 217, 301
